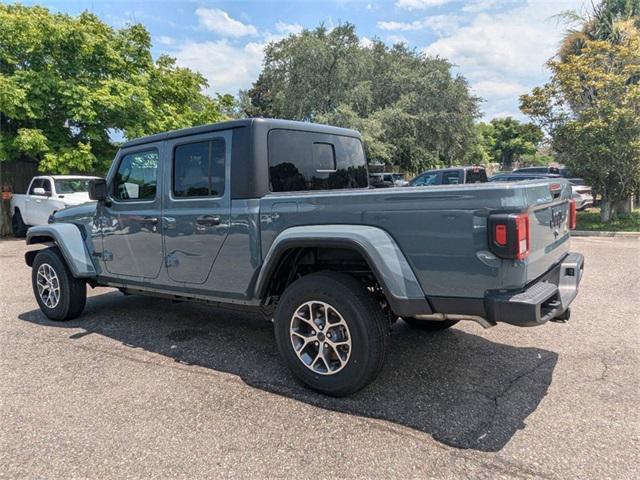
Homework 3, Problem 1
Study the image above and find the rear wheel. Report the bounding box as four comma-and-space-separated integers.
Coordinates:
402, 317, 459, 331
274, 271, 389, 396
31, 247, 86, 321
11, 210, 28, 237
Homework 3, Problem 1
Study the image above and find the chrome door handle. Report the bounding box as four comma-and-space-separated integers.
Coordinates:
196, 215, 221, 226
162, 217, 177, 229
140, 216, 159, 225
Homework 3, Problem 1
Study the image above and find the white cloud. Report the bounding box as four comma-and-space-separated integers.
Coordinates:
172, 40, 264, 95
395, 0, 453, 10
359, 36, 374, 48
378, 15, 460, 35
195, 8, 258, 37
275, 21, 303, 35
423, 15, 462, 36
378, 20, 426, 31
462, 0, 500, 13
472, 79, 528, 98
423, 0, 583, 119
158, 35, 175, 46
386, 34, 410, 44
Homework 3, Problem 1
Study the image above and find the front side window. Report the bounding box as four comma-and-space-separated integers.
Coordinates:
41, 179, 52, 194
29, 179, 44, 194
173, 139, 226, 198
113, 149, 159, 201
268, 130, 368, 192
412, 173, 439, 186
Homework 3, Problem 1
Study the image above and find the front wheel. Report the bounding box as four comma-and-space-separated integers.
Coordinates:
32, 247, 87, 321
274, 272, 389, 396
11, 210, 28, 237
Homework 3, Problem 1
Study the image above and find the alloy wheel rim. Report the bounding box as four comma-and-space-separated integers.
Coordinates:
289, 300, 352, 375
36, 263, 61, 309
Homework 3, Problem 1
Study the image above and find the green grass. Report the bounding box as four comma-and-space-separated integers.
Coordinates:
576, 208, 640, 232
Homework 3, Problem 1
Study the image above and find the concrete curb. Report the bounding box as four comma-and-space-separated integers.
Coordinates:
572, 230, 640, 238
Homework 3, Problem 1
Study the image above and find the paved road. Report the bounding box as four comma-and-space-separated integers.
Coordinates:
1, 237, 638, 479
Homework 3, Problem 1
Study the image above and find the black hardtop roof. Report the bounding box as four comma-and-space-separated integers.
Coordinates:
121, 118, 361, 148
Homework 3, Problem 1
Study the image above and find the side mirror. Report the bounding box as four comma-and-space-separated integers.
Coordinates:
89, 178, 108, 202
33, 187, 50, 196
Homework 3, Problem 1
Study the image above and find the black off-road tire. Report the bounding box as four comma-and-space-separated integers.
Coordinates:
11, 209, 28, 237
274, 271, 390, 397
402, 317, 459, 331
31, 247, 87, 321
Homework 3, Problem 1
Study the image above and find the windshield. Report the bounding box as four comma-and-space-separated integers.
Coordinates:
54, 179, 91, 194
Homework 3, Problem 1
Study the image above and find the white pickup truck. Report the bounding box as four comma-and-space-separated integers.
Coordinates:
10, 175, 99, 236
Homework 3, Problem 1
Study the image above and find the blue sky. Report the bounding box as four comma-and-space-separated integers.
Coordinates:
17, 0, 586, 120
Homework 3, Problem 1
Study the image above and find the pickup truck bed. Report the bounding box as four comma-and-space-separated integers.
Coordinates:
24, 118, 583, 396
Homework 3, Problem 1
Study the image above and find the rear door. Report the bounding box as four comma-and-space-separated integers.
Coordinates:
162, 130, 232, 284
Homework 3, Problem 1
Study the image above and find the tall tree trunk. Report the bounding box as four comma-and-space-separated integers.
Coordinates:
600, 199, 613, 222
0, 200, 11, 237
617, 196, 633, 214
0, 163, 10, 236
600, 197, 633, 222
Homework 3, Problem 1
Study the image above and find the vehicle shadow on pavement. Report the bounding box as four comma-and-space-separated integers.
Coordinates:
19, 291, 558, 453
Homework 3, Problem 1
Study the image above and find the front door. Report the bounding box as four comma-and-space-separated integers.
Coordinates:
100, 146, 164, 279
162, 131, 231, 284
27, 178, 53, 225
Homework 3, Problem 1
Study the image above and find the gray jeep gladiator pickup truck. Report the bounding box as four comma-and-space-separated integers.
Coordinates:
25, 118, 583, 396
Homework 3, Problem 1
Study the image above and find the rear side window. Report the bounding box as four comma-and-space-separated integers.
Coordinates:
465, 169, 487, 183
113, 149, 159, 201
268, 130, 368, 192
173, 139, 226, 198
442, 171, 461, 185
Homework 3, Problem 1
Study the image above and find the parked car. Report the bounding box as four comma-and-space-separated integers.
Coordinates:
409, 166, 487, 186
369, 172, 408, 188
24, 119, 583, 396
10, 175, 100, 236
489, 172, 563, 182
490, 173, 593, 210
513, 166, 586, 186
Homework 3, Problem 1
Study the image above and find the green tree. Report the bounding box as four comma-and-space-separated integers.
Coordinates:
0, 4, 225, 174
243, 24, 480, 172
475, 118, 543, 169
521, 13, 640, 221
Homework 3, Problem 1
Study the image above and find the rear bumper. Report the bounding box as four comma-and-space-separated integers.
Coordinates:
484, 252, 584, 327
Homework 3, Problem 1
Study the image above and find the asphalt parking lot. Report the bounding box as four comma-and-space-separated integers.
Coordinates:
0, 236, 638, 479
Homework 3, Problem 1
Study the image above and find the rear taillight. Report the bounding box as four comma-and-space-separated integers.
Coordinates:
569, 199, 577, 229
515, 213, 530, 260
494, 224, 507, 246
488, 213, 531, 260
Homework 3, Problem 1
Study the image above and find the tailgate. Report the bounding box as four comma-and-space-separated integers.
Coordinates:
525, 183, 572, 282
